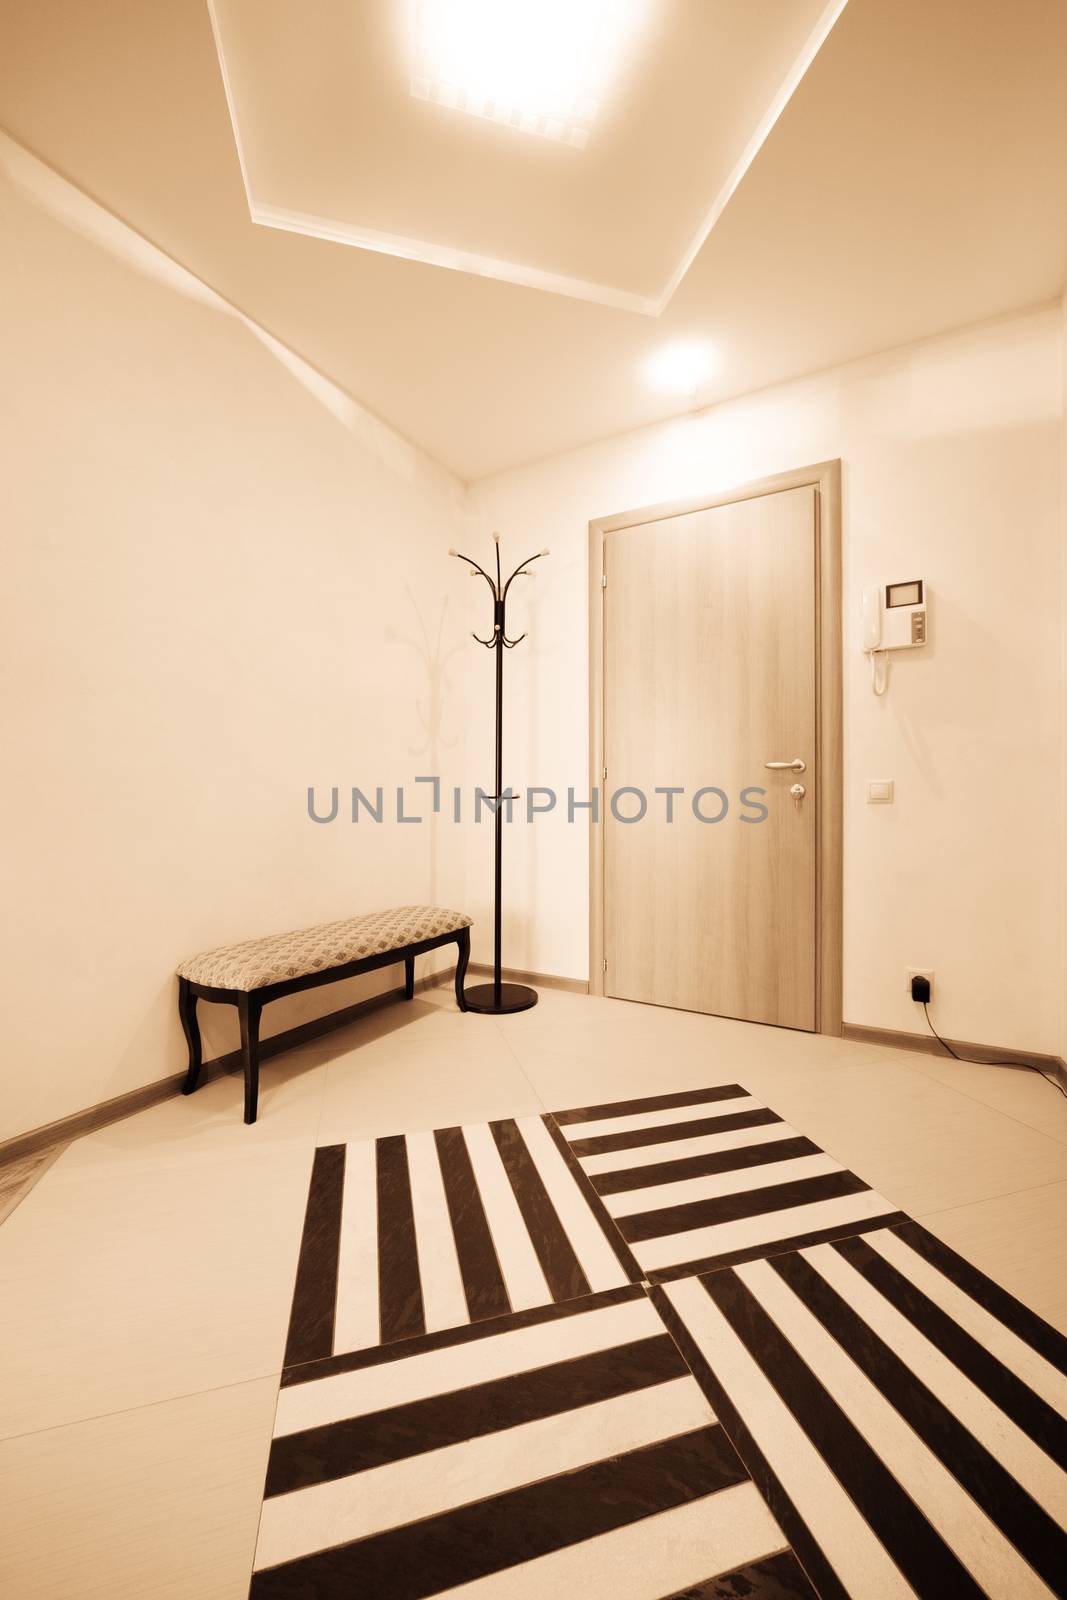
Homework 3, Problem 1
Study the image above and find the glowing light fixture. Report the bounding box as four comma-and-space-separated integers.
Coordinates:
645, 341, 716, 398
409, 0, 641, 149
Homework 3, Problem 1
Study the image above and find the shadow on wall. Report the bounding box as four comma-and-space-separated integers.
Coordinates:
386, 588, 467, 909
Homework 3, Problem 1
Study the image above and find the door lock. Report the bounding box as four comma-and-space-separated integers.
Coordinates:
790, 783, 806, 808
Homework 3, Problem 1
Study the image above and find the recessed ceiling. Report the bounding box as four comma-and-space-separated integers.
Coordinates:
208, 0, 846, 312
1, 0, 1065, 479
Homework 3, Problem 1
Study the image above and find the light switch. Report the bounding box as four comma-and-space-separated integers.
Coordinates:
867, 780, 894, 804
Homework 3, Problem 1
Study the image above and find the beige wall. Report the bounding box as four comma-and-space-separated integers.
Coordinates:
1062, 288, 1067, 1062
0, 139, 471, 1141
467, 305, 1065, 1056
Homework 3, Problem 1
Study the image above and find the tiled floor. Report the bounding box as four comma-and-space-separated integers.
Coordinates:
2, 984, 1066, 1597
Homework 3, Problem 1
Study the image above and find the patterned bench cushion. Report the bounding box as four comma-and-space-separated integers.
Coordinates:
177, 906, 471, 992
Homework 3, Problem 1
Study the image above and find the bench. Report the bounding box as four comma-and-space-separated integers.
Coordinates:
176, 906, 471, 1123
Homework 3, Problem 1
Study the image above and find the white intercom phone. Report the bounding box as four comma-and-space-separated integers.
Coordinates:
862, 580, 927, 695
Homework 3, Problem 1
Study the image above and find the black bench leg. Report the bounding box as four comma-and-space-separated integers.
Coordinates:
454, 927, 470, 1012
404, 954, 415, 1000
179, 978, 203, 1095
239, 993, 262, 1124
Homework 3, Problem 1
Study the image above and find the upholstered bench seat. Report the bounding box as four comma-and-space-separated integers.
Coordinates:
177, 906, 472, 1123
177, 906, 472, 992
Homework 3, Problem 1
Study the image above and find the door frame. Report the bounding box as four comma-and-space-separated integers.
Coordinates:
588, 459, 843, 1035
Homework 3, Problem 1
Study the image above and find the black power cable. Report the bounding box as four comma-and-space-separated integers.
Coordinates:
921, 1001, 1067, 1102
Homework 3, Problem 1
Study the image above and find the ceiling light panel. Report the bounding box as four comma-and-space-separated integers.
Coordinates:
409, 0, 640, 148
645, 340, 717, 396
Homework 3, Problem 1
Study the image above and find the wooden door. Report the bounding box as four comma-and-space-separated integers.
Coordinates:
603, 485, 817, 1028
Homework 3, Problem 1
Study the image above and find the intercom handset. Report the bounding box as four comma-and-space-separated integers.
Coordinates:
862, 580, 927, 695
861, 586, 881, 653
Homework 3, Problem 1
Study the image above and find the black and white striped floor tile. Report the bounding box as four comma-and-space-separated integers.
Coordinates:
654, 1220, 1067, 1599
283, 1116, 641, 1368
253, 1285, 817, 1599
551, 1084, 906, 1281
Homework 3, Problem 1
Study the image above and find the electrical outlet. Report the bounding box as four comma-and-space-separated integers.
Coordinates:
907, 968, 934, 997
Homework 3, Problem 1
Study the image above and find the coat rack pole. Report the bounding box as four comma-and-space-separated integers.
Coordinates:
448, 534, 548, 1016
493, 616, 503, 1006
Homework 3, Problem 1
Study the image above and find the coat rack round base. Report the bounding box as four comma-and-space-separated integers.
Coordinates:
463, 981, 539, 1015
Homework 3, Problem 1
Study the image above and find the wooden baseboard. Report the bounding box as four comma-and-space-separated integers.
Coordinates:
0, 1141, 69, 1226
0, 971, 448, 1170
0, 960, 583, 1168
466, 961, 590, 996
842, 1022, 1067, 1090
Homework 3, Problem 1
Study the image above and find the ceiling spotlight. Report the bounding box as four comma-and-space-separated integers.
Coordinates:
409, 0, 645, 149
644, 341, 716, 398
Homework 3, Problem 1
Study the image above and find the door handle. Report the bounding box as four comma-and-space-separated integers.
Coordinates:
764, 758, 806, 772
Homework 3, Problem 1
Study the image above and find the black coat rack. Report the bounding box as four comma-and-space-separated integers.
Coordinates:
449, 533, 548, 1014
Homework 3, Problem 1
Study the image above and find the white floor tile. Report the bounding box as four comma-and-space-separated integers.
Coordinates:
917, 1180, 1067, 1335
0, 1145, 311, 1439
903, 1049, 1067, 1145
316, 1035, 543, 1145
51, 1056, 328, 1180
302, 993, 491, 1056
751, 1061, 1067, 1214
0, 1377, 276, 1600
